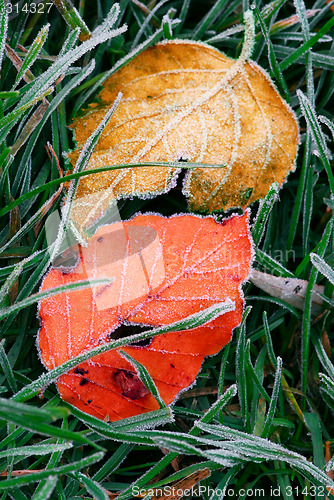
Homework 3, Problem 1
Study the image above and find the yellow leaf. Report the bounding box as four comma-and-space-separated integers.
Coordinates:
68, 38, 298, 226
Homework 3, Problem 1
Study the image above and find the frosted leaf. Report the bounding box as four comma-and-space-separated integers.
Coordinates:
38, 211, 252, 421
250, 268, 332, 316
68, 29, 298, 225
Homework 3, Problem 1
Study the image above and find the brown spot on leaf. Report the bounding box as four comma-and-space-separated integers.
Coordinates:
113, 369, 149, 400
74, 367, 88, 375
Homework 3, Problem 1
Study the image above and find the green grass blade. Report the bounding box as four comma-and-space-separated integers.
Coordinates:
0, 249, 46, 281
67, 408, 173, 442
313, 333, 334, 380
31, 476, 58, 500
67, 403, 173, 438
0, 442, 72, 460
244, 340, 272, 407
119, 350, 166, 409
0, 86, 53, 143
192, 0, 228, 40
302, 165, 317, 256
174, 0, 191, 35
14, 59, 95, 190
18, 6, 126, 112
0, 252, 57, 335
0, 0, 8, 74
209, 464, 244, 500
151, 437, 216, 460
195, 423, 334, 492
293, 0, 314, 103
0, 452, 104, 490
116, 386, 237, 500
289, 459, 334, 495
140, 461, 218, 490
236, 306, 252, 429
0, 161, 222, 219
279, 15, 334, 71
310, 253, 334, 285
131, 0, 171, 49
253, 5, 290, 101
10, 100, 50, 157
94, 2, 124, 37
0, 278, 112, 320
319, 115, 334, 141
12, 24, 50, 90
320, 373, 334, 408
0, 91, 19, 98
304, 412, 325, 469
252, 182, 279, 246
297, 90, 334, 195
99, 407, 173, 433
32, 418, 69, 499
262, 311, 277, 368
91, 443, 133, 482
0, 258, 26, 306
0, 339, 17, 393
260, 0, 287, 21
0, 413, 103, 450
301, 218, 333, 398
261, 356, 282, 438
287, 131, 310, 249
71, 472, 109, 500
59, 93, 122, 246
217, 342, 231, 398
0, 398, 69, 420
52, 0, 91, 41
255, 248, 295, 278
276, 44, 334, 71
0, 152, 13, 199
58, 27, 80, 56
162, 9, 178, 39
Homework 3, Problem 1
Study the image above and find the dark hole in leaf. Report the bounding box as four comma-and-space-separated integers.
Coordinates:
109, 324, 153, 347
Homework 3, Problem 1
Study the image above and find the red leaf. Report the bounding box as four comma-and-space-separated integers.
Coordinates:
38, 212, 252, 421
